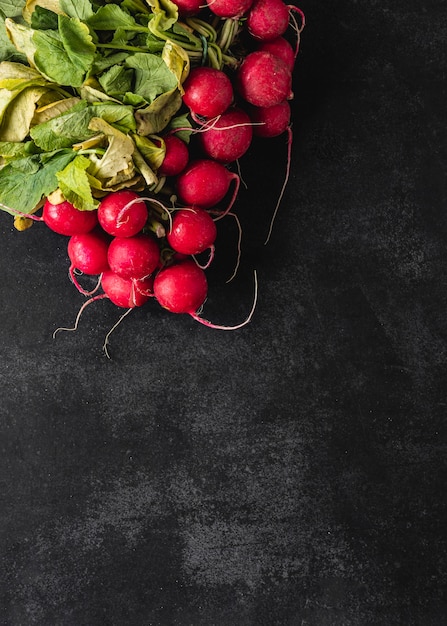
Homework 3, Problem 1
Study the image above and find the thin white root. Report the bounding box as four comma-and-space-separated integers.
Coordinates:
225, 212, 243, 283
191, 269, 258, 331
102, 307, 133, 359
264, 126, 293, 245
53, 294, 107, 338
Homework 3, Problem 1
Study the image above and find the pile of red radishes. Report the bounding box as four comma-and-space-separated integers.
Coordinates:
21, 0, 305, 349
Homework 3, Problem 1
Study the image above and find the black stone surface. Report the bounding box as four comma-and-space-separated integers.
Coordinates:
1, 1, 446, 624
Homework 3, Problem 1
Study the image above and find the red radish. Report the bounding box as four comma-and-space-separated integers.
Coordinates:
167, 208, 217, 256
158, 135, 189, 177
43, 199, 98, 236
247, 0, 290, 40
154, 260, 207, 314
98, 191, 148, 238
67, 229, 110, 275
258, 36, 295, 72
236, 51, 292, 107
206, 0, 254, 18
154, 261, 259, 330
182, 67, 234, 119
107, 233, 160, 280
170, 0, 202, 15
199, 107, 253, 163
175, 159, 239, 213
67, 229, 110, 295
101, 271, 154, 308
249, 100, 291, 137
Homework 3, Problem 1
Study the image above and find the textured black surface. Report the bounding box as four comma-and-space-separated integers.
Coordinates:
1, 1, 447, 624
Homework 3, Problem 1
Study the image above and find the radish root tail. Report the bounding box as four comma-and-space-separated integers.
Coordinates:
264, 125, 293, 245
102, 307, 133, 359
53, 294, 108, 338
190, 269, 258, 330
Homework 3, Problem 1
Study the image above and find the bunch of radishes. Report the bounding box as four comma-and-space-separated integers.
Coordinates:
11, 0, 305, 351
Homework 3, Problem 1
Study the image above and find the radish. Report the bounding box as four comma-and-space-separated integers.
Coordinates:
198, 107, 253, 164
175, 159, 240, 214
236, 51, 292, 107
107, 233, 160, 280
43, 198, 98, 236
247, 0, 290, 41
154, 261, 258, 330
170, 0, 203, 15
68, 229, 110, 274
158, 135, 189, 177
182, 67, 234, 119
101, 271, 154, 308
167, 208, 217, 258
249, 100, 291, 137
258, 36, 295, 72
98, 191, 148, 238
67, 228, 110, 295
206, 0, 254, 18
154, 260, 207, 314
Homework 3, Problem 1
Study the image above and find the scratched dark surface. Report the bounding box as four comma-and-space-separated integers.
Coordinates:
1, 1, 446, 625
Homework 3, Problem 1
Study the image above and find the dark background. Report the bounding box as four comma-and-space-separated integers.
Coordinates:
1, 1, 446, 624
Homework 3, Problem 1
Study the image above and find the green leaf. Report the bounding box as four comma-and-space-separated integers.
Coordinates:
59, 0, 94, 21
132, 133, 165, 170
4, 18, 39, 69
122, 91, 147, 107
87, 5, 141, 31
56, 154, 98, 211
87, 116, 135, 181
32, 95, 81, 125
121, 0, 151, 15
92, 51, 129, 74
132, 146, 158, 186
0, 0, 26, 18
162, 40, 189, 93
30, 6, 58, 29
125, 52, 177, 102
22, 1, 64, 24
31, 99, 137, 150
0, 62, 57, 139
33, 15, 96, 87
0, 60, 45, 86
0, 139, 37, 159
98, 64, 133, 99
30, 100, 94, 150
146, 0, 178, 31
167, 111, 192, 143
134, 87, 181, 135
144, 30, 165, 53
92, 102, 137, 133
58, 15, 95, 74
0, 148, 75, 214
0, 84, 49, 141
0, 15, 27, 62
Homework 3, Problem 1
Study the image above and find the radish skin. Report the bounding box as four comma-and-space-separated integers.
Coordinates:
158, 135, 189, 177
98, 191, 148, 238
247, 0, 290, 41
101, 271, 154, 308
107, 234, 160, 280
43, 199, 98, 236
198, 107, 253, 164
175, 159, 240, 213
167, 208, 217, 256
182, 67, 234, 119
154, 260, 208, 314
249, 100, 291, 137
258, 36, 295, 71
206, 0, 254, 18
237, 51, 292, 107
